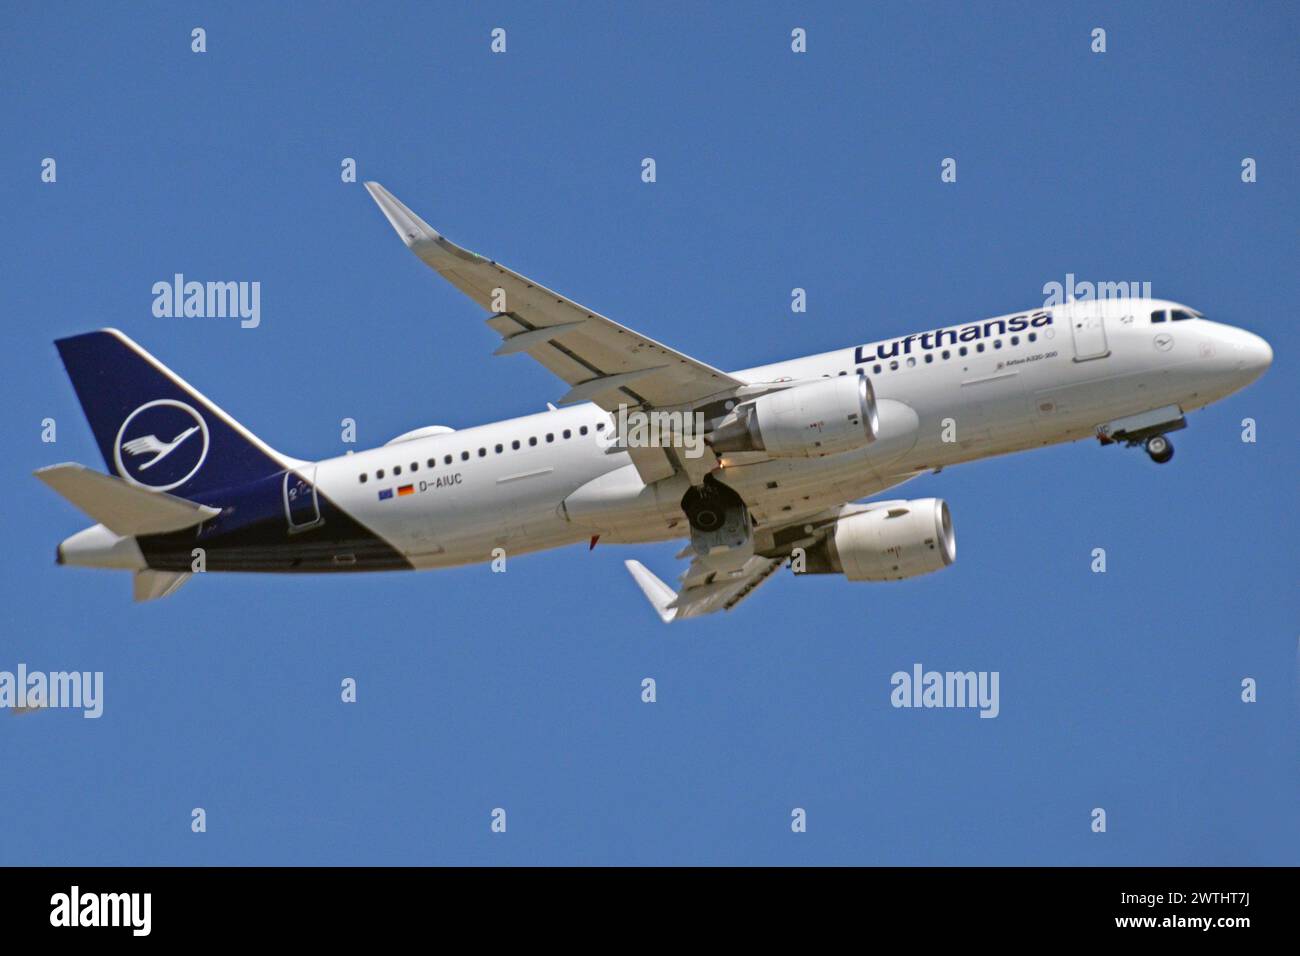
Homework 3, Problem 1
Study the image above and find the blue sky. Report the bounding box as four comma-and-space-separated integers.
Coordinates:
1, 2, 1296, 865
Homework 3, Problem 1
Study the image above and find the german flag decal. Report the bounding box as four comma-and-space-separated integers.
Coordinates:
397, 485, 415, 497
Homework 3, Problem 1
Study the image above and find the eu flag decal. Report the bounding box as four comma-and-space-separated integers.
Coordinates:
378, 488, 393, 501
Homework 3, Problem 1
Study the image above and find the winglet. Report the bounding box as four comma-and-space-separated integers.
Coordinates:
363, 181, 441, 246
364, 182, 488, 269
623, 560, 678, 624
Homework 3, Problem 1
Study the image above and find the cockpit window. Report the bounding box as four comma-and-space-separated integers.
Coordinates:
1170, 309, 1195, 321
1150, 310, 1167, 323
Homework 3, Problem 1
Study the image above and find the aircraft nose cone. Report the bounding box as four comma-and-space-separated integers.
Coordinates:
1237, 329, 1273, 379
1251, 332, 1274, 371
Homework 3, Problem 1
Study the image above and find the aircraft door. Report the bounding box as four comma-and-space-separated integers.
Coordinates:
1068, 300, 1110, 362
284, 467, 323, 532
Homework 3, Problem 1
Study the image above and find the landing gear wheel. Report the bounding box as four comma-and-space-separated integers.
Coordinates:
1145, 434, 1174, 464
691, 499, 724, 532
681, 475, 744, 533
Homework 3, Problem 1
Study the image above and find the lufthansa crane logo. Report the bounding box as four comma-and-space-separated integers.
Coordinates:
113, 400, 210, 491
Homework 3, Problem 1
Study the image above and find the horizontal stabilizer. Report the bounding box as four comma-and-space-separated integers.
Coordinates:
133, 570, 191, 602
35, 463, 219, 536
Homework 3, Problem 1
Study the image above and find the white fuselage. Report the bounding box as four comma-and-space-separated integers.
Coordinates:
310, 298, 1271, 569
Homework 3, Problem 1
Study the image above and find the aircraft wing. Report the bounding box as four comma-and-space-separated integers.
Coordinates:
365, 182, 748, 483
624, 555, 785, 622
621, 491, 929, 622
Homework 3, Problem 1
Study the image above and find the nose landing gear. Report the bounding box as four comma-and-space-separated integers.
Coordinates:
1144, 434, 1174, 464
1096, 406, 1185, 466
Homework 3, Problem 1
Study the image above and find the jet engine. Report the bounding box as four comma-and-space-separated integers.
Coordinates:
708, 373, 879, 458
797, 499, 955, 581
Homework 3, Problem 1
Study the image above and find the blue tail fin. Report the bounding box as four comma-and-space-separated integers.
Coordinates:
55, 329, 291, 499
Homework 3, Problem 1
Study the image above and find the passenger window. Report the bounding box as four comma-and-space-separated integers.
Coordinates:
941, 350, 950, 360
579, 426, 588, 436
426, 459, 435, 468
563, 429, 571, 439
993, 340, 1002, 349
1150, 310, 1167, 323
359, 473, 368, 484
906, 356, 916, 367
394, 465, 402, 475
444, 455, 452, 465
546, 433, 554, 443
478, 448, 486, 457
410, 462, 418, 471
529, 436, 538, 446
512, 440, 520, 450
924, 353, 933, 363
494, 444, 503, 453
959, 347, 968, 356
1010, 336, 1019, 346
838, 370, 847, 376
460, 451, 469, 461
976, 343, 984, 353
889, 360, 899, 371
377, 469, 385, 479
873, 364, 882, 374
595, 423, 605, 431
1028, 332, 1037, 342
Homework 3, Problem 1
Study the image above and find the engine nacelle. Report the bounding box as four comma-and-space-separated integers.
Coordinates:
708, 373, 878, 458
799, 499, 956, 581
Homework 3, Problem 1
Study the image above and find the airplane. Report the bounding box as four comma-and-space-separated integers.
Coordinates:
35, 182, 1272, 618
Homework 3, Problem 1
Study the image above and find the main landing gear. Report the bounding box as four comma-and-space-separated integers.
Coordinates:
680, 474, 754, 571
681, 474, 741, 533
1144, 434, 1174, 464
